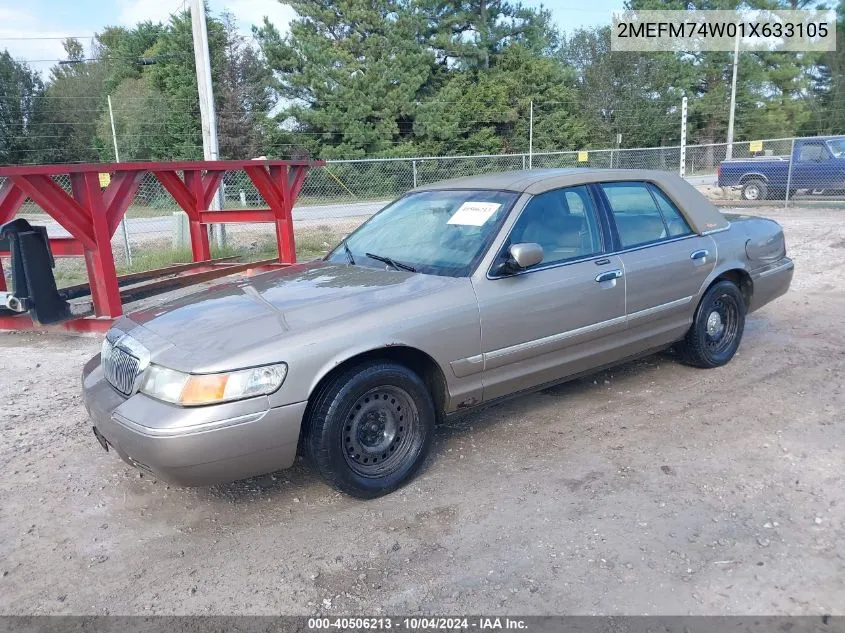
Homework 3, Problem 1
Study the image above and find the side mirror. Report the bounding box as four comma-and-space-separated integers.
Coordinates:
492, 242, 544, 276
510, 243, 544, 269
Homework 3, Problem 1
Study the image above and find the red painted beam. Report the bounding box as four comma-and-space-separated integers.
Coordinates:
244, 165, 284, 209
0, 237, 84, 259
154, 170, 196, 216
70, 172, 123, 318
0, 179, 26, 223
103, 171, 145, 236
10, 175, 97, 249
0, 314, 113, 334
199, 209, 275, 223
202, 170, 225, 208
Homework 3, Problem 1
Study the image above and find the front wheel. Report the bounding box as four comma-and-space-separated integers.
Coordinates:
676, 280, 746, 368
305, 361, 435, 498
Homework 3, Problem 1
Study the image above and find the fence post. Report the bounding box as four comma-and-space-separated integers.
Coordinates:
528, 100, 534, 169
172, 212, 189, 250
784, 138, 795, 208
522, 154, 526, 170
412, 160, 418, 188
679, 96, 688, 178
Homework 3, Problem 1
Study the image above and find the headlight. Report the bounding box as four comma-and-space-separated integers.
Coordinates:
139, 363, 287, 406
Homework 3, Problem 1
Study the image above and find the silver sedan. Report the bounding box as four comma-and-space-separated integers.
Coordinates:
82, 169, 794, 498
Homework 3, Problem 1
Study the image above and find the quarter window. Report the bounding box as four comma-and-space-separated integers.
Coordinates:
648, 185, 693, 237
507, 185, 603, 268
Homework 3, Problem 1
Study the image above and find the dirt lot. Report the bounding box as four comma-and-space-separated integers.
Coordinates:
1, 205, 843, 616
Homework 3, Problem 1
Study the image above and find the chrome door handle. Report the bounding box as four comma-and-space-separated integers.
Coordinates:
595, 270, 623, 283
690, 249, 709, 260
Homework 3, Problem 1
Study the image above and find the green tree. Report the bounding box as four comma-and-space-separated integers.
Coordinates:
419, 0, 558, 70
803, 0, 845, 134
95, 78, 169, 161
143, 11, 212, 160
34, 38, 107, 164
560, 27, 684, 148
97, 22, 167, 96
256, 0, 435, 158
415, 45, 587, 154
217, 11, 276, 159
0, 51, 45, 165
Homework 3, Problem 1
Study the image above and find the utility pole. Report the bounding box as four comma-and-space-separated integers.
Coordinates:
107, 94, 133, 266
189, 0, 225, 248
726, 28, 740, 160
528, 100, 534, 169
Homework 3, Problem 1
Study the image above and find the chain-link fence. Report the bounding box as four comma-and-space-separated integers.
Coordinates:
3, 134, 843, 288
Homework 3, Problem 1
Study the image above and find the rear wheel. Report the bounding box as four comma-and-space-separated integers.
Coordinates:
676, 280, 746, 368
741, 179, 767, 201
305, 361, 435, 498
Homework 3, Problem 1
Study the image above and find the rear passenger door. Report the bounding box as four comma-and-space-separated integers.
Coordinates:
597, 181, 715, 343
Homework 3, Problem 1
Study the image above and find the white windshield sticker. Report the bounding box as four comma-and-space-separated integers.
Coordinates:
447, 202, 501, 226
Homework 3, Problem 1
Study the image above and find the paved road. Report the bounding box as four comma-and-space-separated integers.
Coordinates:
25, 175, 720, 239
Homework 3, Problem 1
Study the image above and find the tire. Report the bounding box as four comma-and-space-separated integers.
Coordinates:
305, 361, 435, 499
741, 179, 767, 201
676, 280, 746, 369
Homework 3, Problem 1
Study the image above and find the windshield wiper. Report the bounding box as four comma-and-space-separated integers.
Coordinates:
342, 240, 355, 265
365, 252, 416, 272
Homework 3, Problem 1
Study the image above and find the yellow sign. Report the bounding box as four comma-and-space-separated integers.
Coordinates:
749, 140, 763, 153
98, 173, 111, 188
577, 151, 589, 162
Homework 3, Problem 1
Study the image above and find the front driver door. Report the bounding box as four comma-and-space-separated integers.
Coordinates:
471, 185, 627, 402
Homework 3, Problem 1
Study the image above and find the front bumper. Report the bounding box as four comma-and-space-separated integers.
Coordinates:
81, 355, 307, 486
749, 256, 794, 313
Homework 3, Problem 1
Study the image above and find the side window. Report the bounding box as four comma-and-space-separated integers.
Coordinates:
798, 143, 829, 162
601, 182, 668, 248
508, 185, 603, 268
648, 184, 693, 237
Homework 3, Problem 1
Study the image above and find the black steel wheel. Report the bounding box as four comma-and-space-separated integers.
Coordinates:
676, 280, 746, 368
305, 361, 435, 498
342, 385, 419, 478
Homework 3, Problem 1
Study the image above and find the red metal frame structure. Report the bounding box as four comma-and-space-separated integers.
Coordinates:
0, 159, 323, 332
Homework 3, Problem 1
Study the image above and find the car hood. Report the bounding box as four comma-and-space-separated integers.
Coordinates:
119, 261, 463, 364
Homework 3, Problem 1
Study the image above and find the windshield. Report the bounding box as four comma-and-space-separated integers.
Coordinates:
826, 139, 845, 158
326, 189, 518, 276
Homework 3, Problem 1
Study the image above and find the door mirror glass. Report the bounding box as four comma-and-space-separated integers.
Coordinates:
509, 243, 544, 269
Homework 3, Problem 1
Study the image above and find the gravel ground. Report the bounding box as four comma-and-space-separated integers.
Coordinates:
0, 206, 843, 616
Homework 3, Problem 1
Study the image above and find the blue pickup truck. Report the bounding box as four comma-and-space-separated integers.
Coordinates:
717, 136, 845, 200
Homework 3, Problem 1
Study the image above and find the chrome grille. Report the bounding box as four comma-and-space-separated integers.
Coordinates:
103, 342, 141, 395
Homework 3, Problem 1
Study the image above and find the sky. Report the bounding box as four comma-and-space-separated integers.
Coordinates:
0, 0, 622, 76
